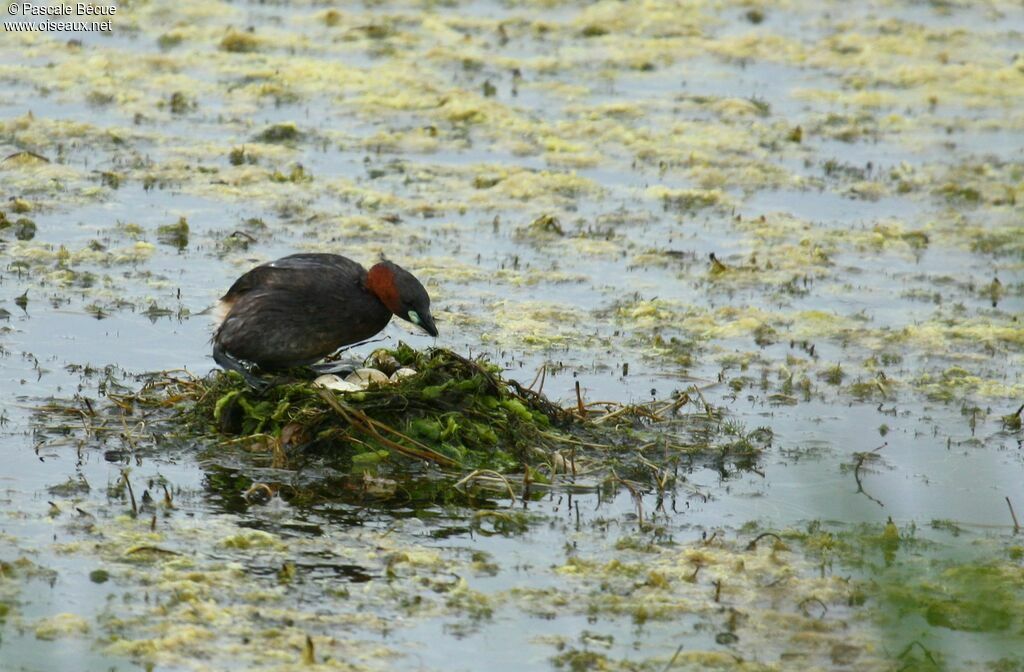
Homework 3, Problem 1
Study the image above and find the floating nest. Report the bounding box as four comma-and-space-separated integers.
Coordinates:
199, 344, 581, 471
123, 345, 768, 502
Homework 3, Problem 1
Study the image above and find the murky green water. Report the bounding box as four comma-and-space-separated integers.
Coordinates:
1, 0, 1023, 669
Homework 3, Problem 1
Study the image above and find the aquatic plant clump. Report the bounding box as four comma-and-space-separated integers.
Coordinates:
196, 345, 565, 471
155, 345, 757, 484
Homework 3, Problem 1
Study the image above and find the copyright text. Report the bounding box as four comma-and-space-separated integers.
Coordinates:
5, 2, 116, 31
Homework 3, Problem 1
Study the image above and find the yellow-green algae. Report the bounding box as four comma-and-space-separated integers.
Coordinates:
34, 612, 91, 640
3, 2, 1020, 394
0, 555, 52, 628
519, 528, 891, 670
782, 520, 1024, 665
29, 500, 908, 671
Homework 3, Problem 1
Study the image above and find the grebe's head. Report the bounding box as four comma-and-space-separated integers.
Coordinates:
366, 260, 438, 337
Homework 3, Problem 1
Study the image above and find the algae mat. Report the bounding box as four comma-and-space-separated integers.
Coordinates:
1, 0, 1023, 669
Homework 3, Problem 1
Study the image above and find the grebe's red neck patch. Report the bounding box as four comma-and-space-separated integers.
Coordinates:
366, 263, 401, 314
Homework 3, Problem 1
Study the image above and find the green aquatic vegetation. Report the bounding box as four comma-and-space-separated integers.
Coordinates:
939, 183, 983, 205
12, 217, 36, 241
102, 345, 762, 513
0, 556, 59, 627
154, 346, 712, 479
784, 521, 1024, 662
156, 216, 189, 250
647, 186, 727, 213
483, 169, 600, 203
472, 174, 502, 189
822, 363, 845, 386
477, 300, 598, 349
220, 530, 287, 551
752, 322, 777, 347
34, 612, 91, 640
219, 30, 260, 53
164, 91, 193, 115
849, 377, 889, 401
253, 122, 302, 144
1002, 404, 1023, 431
269, 164, 312, 184
621, 284, 1024, 406
46, 490, 837, 672
522, 527, 885, 668
100, 171, 122, 190
968, 224, 1024, 258
319, 9, 343, 27
579, 24, 610, 38
51, 513, 440, 669
914, 367, 989, 403
47, 475, 91, 497
228, 147, 255, 166
517, 213, 565, 239
86, 91, 116, 108
156, 31, 184, 50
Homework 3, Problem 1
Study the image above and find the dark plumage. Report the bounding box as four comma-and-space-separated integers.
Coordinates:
212, 253, 437, 375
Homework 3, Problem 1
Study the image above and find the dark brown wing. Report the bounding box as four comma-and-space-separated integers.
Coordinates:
221, 253, 367, 301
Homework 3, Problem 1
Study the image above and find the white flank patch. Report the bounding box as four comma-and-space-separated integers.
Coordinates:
211, 299, 232, 328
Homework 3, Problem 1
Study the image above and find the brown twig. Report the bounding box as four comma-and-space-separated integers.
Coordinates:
1007, 497, 1021, 533
302, 635, 315, 665
121, 469, 138, 516
125, 545, 179, 557
852, 442, 887, 508
506, 379, 572, 423
527, 365, 544, 391
454, 469, 517, 505
591, 404, 632, 426
611, 469, 644, 525
895, 640, 940, 668
537, 430, 610, 450
654, 393, 690, 417
438, 348, 502, 396
661, 645, 684, 672
592, 402, 664, 425
690, 384, 715, 418
2, 150, 50, 163
317, 389, 460, 468
745, 532, 782, 551
798, 597, 828, 619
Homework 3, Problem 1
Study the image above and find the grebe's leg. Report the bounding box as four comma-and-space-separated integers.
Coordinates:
310, 336, 389, 375
309, 358, 362, 376
213, 343, 269, 390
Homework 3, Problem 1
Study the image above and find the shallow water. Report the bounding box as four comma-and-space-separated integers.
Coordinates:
2, 0, 1023, 669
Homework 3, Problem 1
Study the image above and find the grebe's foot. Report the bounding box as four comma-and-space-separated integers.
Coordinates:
213, 344, 271, 390
310, 357, 362, 376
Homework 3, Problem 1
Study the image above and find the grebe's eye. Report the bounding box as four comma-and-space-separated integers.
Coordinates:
407, 310, 421, 326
